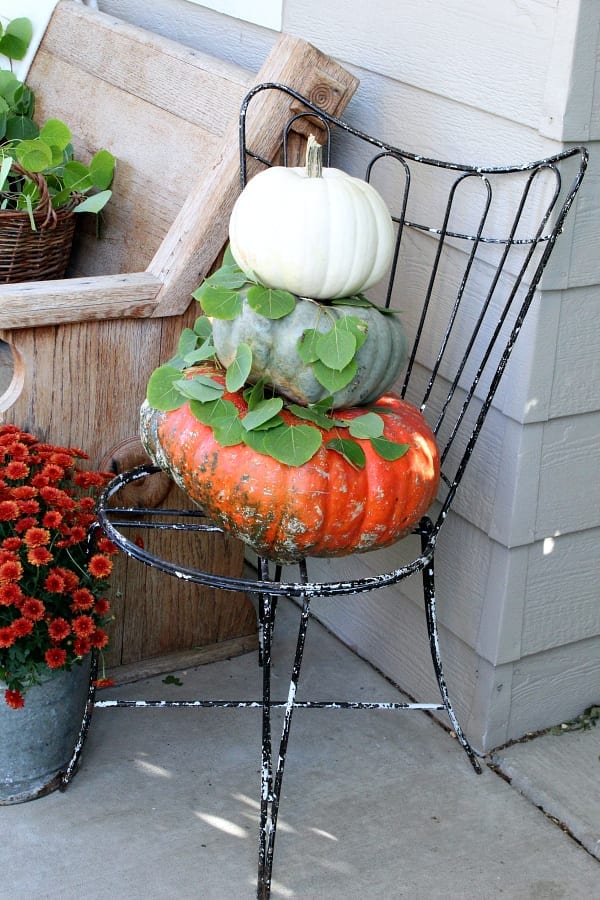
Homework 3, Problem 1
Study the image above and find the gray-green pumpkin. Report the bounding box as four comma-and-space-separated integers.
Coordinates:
212, 294, 408, 408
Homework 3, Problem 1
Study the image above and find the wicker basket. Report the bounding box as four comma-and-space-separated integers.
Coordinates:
0, 164, 77, 284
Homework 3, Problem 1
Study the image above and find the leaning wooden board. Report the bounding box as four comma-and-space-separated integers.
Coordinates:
0, 1, 358, 669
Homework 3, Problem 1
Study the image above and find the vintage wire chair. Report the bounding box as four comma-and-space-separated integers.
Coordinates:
64, 84, 588, 899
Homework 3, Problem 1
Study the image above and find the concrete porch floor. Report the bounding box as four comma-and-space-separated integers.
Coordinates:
2, 595, 598, 899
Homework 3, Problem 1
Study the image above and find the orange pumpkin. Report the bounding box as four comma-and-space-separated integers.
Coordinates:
140, 370, 440, 563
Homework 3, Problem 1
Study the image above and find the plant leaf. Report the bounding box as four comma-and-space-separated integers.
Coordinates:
194, 316, 213, 339
370, 437, 411, 461
39, 118, 72, 151
174, 374, 224, 402
288, 403, 335, 430
242, 397, 284, 431
296, 328, 321, 364
331, 294, 373, 308
73, 190, 112, 214
315, 321, 357, 371
184, 339, 216, 365
89, 149, 116, 189
146, 365, 187, 411
194, 282, 243, 319
327, 438, 366, 468
251, 422, 322, 466
312, 358, 357, 393
244, 380, 265, 410
226, 342, 252, 392
246, 285, 296, 319
190, 397, 244, 446
348, 412, 385, 440
177, 328, 198, 357
14, 139, 53, 172
205, 264, 249, 290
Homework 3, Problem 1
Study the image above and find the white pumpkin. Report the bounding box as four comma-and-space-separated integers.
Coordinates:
228, 137, 395, 301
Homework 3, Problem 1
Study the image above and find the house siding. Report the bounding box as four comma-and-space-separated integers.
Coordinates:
98, 0, 600, 750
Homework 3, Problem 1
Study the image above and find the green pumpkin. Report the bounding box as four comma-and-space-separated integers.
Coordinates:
212, 294, 408, 408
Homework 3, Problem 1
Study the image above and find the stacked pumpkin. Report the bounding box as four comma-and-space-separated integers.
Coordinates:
141, 137, 440, 563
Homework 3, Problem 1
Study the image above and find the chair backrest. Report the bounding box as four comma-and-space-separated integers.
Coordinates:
239, 83, 588, 539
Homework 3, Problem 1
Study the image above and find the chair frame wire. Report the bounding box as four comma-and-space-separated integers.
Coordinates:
61, 83, 588, 900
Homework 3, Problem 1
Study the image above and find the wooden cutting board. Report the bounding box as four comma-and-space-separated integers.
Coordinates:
0, 1, 358, 670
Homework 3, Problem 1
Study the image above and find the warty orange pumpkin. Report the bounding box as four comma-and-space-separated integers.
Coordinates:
140, 369, 440, 563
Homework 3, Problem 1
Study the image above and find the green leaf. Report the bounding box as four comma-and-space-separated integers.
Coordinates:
246, 285, 296, 319
39, 118, 72, 151
296, 328, 321, 364
246, 422, 322, 466
0, 18, 33, 61
190, 398, 245, 446
4, 114, 38, 141
341, 315, 369, 351
14, 139, 53, 173
178, 328, 199, 357
315, 321, 357, 371
194, 282, 243, 319
146, 366, 187, 411
205, 264, 248, 290
288, 402, 335, 430
244, 380, 265, 410
174, 374, 224, 402
73, 190, 112, 214
312, 358, 357, 394
194, 316, 213, 339
0, 156, 12, 192
370, 437, 410, 461
222, 244, 239, 268
331, 294, 373, 308
183, 340, 216, 365
242, 397, 284, 431
226, 343, 252, 392
89, 149, 115, 189
347, 413, 385, 440
327, 438, 366, 468
62, 160, 93, 192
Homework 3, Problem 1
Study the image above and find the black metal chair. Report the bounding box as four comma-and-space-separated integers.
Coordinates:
65, 84, 588, 900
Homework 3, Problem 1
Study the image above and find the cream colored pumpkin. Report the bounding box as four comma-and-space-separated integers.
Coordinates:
228, 139, 395, 300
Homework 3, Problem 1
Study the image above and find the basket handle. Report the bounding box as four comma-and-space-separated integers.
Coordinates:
10, 161, 58, 230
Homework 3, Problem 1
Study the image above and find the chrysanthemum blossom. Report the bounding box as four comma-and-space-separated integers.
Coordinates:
44, 647, 67, 669
4, 689, 24, 709
48, 617, 71, 641
88, 554, 113, 578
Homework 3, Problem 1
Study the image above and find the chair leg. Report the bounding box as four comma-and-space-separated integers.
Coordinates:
421, 553, 482, 774
257, 570, 311, 899
60, 649, 100, 789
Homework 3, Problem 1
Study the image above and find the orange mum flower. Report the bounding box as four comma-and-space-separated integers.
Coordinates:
0, 500, 19, 521
71, 588, 95, 610
90, 628, 109, 649
47, 617, 70, 641
4, 689, 24, 709
0, 582, 23, 606
22, 597, 45, 620
12, 617, 33, 637
73, 636, 91, 657
72, 615, 95, 638
0, 625, 15, 648
12, 485, 37, 499
0, 559, 23, 582
45, 647, 67, 668
88, 554, 113, 579
42, 510, 63, 529
24, 527, 51, 549
44, 570, 67, 593
96, 536, 117, 555
15, 516, 37, 534
94, 597, 111, 616
27, 546, 53, 567
5, 460, 29, 480
2, 537, 21, 551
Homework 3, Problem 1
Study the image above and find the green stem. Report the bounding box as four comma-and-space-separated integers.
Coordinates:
306, 134, 323, 178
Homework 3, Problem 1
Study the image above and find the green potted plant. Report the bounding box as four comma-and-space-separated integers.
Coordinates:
0, 423, 118, 803
0, 15, 115, 283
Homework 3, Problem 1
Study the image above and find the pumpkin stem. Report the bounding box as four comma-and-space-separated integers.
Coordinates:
306, 134, 323, 178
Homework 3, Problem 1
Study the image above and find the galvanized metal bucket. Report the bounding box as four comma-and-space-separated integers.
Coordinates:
0, 660, 90, 804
